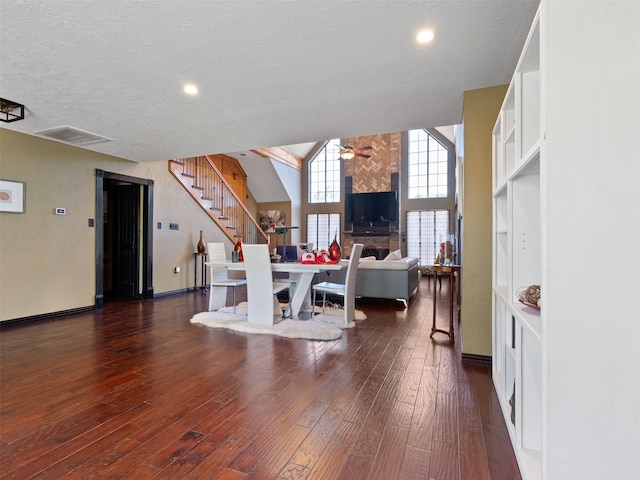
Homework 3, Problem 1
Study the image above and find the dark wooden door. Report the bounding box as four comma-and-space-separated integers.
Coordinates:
112, 183, 139, 297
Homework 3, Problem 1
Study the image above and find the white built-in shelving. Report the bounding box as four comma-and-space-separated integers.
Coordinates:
493, 2, 639, 479
492, 6, 542, 479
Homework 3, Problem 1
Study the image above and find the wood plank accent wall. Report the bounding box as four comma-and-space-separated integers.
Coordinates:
209, 154, 247, 205
343, 133, 401, 193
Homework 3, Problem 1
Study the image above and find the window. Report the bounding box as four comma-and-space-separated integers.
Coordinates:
408, 129, 448, 198
309, 139, 341, 203
307, 213, 340, 251
406, 210, 449, 265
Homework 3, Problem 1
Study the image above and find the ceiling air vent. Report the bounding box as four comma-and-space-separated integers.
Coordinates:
33, 126, 113, 146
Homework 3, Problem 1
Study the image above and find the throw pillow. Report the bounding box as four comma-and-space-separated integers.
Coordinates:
383, 249, 402, 261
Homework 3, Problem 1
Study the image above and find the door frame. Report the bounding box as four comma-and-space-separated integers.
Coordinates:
95, 169, 154, 308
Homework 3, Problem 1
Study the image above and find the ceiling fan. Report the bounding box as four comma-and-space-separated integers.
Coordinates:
338, 144, 372, 160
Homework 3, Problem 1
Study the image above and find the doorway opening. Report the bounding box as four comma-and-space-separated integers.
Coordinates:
95, 170, 153, 308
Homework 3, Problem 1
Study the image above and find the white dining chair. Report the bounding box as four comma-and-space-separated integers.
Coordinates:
242, 244, 290, 325
207, 242, 247, 313
312, 243, 363, 327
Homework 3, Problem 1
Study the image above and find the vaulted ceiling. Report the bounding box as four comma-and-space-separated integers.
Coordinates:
0, 1, 539, 164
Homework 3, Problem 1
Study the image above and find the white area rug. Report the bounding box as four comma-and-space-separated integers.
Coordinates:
190, 303, 366, 341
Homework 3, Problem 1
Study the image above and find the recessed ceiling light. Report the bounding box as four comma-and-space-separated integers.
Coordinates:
183, 84, 199, 95
416, 28, 435, 44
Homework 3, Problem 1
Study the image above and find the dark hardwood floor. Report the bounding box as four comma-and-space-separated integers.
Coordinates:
0, 278, 520, 480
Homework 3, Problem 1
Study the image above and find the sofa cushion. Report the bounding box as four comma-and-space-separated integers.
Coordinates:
383, 249, 402, 261
358, 256, 420, 271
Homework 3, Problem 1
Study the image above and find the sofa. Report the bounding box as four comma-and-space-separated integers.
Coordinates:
315, 250, 420, 307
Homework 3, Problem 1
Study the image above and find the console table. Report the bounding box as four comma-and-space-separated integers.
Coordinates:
193, 252, 208, 291
426, 264, 461, 342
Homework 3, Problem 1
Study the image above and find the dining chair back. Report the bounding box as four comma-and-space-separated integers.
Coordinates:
242, 244, 290, 325
207, 242, 247, 313
312, 243, 363, 327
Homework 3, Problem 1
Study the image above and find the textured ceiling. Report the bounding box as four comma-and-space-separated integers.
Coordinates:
0, 0, 539, 163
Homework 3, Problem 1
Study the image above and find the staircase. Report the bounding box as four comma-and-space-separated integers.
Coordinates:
169, 156, 268, 245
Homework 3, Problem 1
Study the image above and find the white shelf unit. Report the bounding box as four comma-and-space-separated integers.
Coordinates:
492, 7, 542, 480
493, 2, 639, 479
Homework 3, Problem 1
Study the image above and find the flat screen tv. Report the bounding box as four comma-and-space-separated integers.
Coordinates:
345, 191, 398, 223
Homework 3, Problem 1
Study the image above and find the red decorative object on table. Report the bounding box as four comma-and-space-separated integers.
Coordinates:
329, 233, 341, 262
234, 240, 244, 262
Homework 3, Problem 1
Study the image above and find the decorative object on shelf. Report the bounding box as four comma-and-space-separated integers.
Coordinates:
196, 230, 206, 254
329, 232, 341, 262
517, 284, 541, 310
234, 239, 244, 262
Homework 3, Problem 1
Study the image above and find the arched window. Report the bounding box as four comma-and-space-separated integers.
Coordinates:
309, 139, 341, 203
408, 129, 448, 198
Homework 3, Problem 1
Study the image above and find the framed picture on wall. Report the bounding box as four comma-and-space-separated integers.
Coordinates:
0, 179, 26, 213
259, 210, 285, 232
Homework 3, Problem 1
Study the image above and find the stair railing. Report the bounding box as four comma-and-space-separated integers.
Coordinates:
169, 156, 268, 245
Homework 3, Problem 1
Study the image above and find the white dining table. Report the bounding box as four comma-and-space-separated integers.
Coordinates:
205, 260, 346, 321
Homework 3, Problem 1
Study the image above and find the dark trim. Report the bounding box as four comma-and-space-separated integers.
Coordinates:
95, 169, 104, 307
153, 288, 193, 298
461, 353, 492, 367
0, 306, 96, 329
96, 169, 154, 308
142, 179, 154, 299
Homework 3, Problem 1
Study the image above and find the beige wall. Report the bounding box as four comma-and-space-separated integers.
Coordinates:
460, 85, 508, 356
0, 129, 231, 321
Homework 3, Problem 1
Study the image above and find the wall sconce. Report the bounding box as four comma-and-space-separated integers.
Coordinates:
0, 98, 25, 123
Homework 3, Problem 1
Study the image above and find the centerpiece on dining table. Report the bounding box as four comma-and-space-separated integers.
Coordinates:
300, 232, 341, 264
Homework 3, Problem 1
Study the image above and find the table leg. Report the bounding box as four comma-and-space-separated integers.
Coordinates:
430, 271, 454, 343
287, 272, 314, 318
449, 273, 455, 340
431, 273, 437, 335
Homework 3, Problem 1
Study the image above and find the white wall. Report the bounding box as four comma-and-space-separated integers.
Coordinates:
542, 1, 640, 478
272, 159, 302, 244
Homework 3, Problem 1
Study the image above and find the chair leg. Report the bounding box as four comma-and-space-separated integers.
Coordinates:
322, 292, 327, 314
232, 286, 237, 313
283, 292, 291, 318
